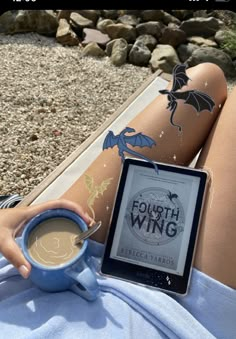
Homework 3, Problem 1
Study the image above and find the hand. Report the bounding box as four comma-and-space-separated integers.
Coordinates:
0, 199, 93, 279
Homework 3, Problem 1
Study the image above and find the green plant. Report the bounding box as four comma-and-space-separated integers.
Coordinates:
220, 25, 236, 58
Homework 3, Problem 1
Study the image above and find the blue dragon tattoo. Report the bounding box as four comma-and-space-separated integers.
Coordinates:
103, 127, 159, 174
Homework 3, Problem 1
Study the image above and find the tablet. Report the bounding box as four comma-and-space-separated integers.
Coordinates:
100, 157, 210, 295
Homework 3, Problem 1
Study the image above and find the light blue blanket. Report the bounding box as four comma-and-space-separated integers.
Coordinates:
0, 240, 235, 339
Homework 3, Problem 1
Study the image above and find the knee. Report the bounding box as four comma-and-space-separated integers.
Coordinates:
199, 62, 226, 79
187, 62, 227, 100
189, 62, 226, 81
190, 62, 226, 81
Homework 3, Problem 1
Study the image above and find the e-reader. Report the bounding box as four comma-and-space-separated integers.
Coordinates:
100, 157, 210, 295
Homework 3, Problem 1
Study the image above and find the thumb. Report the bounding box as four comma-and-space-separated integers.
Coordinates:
1, 238, 31, 279
25, 199, 93, 225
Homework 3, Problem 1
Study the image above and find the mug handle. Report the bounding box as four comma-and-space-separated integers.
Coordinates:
65, 260, 100, 301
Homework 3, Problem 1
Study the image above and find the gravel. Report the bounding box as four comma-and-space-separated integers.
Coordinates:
0, 33, 234, 198
0, 33, 152, 196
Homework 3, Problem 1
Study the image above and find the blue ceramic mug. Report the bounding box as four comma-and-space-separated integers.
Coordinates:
21, 208, 99, 301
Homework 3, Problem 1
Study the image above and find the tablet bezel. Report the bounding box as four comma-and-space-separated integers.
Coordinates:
100, 157, 209, 295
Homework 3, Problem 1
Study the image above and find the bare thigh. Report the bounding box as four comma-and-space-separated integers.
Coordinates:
194, 87, 236, 289
62, 63, 227, 246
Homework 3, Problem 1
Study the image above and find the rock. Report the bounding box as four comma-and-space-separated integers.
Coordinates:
136, 34, 157, 51
105, 39, 116, 56
57, 10, 100, 25
96, 18, 114, 33
162, 12, 181, 25
129, 40, 151, 66
123, 10, 143, 17
0, 126, 8, 134
159, 25, 187, 47
82, 42, 105, 57
212, 10, 236, 26
101, 10, 119, 20
150, 44, 180, 73
76, 10, 100, 24
106, 38, 131, 57
214, 29, 227, 45
140, 10, 165, 22
187, 46, 236, 77
82, 28, 110, 47
187, 36, 217, 47
52, 129, 62, 136
192, 10, 209, 18
136, 21, 163, 39
56, 18, 79, 46
117, 15, 140, 26
180, 17, 223, 38
57, 10, 72, 21
105, 23, 136, 43
177, 43, 199, 62
0, 9, 235, 75
215, 29, 236, 59
70, 12, 94, 36
171, 10, 194, 20
0, 10, 58, 36
127, 44, 133, 55
110, 38, 128, 66
29, 134, 38, 141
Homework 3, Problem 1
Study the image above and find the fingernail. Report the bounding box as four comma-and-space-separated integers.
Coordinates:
19, 265, 30, 279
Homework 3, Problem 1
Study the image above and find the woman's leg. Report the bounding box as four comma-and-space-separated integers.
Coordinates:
62, 63, 227, 243
194, 87, 236, 289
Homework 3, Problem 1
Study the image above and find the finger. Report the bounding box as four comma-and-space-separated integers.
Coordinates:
0, 237, 31, 279
26, 199, 93, 224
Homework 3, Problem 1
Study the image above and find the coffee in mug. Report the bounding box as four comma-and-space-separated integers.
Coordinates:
21, 208, 100, 300
27, 217, 83, 267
